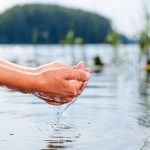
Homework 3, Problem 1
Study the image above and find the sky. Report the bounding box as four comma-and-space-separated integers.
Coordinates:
0, 0, 148, 38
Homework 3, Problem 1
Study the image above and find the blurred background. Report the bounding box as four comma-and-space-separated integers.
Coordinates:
1, 0, 150, 150
0, 0, 145, 67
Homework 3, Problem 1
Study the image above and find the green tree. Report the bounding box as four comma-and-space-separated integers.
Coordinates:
0, 4, 112, 44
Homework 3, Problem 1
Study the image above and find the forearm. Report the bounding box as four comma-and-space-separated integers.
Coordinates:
0, 64, 36, 93
0, 58, 36, 73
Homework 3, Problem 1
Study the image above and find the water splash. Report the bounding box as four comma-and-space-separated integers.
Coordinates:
50, 96, 78, 131
56, 97, 78, 123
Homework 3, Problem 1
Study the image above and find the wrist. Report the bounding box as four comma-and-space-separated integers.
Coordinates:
26, 71, 48, 93
8, 72, 38, 93
19, 72, 39, 93
7, 71, 39, 93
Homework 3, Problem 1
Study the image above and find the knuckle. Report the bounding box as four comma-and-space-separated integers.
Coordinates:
79, 72, 83, 80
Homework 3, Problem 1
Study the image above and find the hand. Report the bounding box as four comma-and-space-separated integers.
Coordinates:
0, 59, 90, 106
74, 61, 91, 94
35, 61, 72, 73
34, 67, 90, 105
34, 61, 91, 105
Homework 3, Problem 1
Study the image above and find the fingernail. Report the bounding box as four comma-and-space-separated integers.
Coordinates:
79, 61, 84, 64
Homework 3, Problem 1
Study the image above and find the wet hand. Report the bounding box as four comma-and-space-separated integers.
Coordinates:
33, 67, 90, 105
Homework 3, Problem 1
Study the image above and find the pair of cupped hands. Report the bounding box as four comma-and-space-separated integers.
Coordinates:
33, 61, 91, 106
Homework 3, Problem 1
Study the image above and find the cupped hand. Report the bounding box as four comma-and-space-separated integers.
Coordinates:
34, 61, 91, 105
34, 67, 90, 105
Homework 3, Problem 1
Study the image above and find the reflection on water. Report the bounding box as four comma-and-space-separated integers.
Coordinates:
1, 45, 150, 149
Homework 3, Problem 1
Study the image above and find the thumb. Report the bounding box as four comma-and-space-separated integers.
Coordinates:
65, 69, 90, 81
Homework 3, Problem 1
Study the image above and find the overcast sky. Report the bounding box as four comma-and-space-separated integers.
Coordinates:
0, 0, 148, 37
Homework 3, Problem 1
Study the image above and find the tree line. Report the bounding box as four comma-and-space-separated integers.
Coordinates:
0, 4, 130, 44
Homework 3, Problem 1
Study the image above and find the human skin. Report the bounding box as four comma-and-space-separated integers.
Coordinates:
0, 59, 90, 73
0, 59, 90, 105
35, 61, 91, 105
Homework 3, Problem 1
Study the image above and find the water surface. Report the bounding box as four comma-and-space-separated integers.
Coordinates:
0, 44, 150, 150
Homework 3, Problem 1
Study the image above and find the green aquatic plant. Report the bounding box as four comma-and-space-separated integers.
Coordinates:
139, 30, 150, 59
61, 31, 84, 65
106, 31, 121, 65
61, 31, 83, 45
138, 1, 150, 69
106, 31, 121, 48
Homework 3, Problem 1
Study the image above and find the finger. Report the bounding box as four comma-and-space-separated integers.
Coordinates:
68, 80, 83, 96
73, 65, 77, 69
73, 61, 84, 70
80, 81, 88, 94
62, 96, 74, 102
74, 81, 83, 95
65, 69, 90, 81
84, 67, 91, 73
76, 61, 85, 70
46, 100, 65, 106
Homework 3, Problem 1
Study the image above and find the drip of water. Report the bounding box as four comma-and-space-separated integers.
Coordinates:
55, 80, 77, 124
55, 97, 78, 124
52, 80, 78, 130
34, 80, 79, 130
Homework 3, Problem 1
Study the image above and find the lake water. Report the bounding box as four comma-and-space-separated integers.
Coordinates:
0, 44, 150, 150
